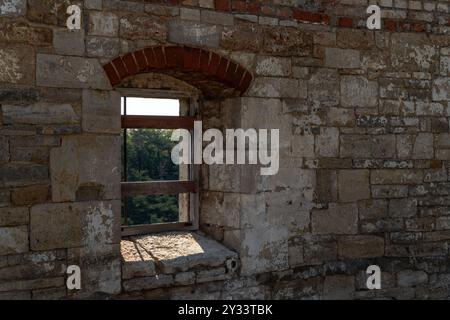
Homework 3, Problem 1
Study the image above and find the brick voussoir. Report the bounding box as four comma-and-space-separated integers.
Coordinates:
102, 45, 253, 95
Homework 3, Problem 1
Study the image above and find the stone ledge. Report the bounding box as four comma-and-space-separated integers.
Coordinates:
121, 231, 238, 292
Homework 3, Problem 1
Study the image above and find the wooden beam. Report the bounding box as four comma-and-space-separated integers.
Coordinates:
122, 115, 195, 129
121, 181, 197, 197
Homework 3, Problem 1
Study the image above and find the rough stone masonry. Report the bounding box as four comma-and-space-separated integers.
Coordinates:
1, 0, 450, 300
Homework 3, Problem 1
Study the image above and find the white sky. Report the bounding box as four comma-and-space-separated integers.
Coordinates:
121, 97, 180, 116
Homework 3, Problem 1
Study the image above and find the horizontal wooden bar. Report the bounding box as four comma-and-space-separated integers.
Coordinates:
122, 115, 195, 129
122, 222, 195, 237
117, 88, 194, 99
121, 180, 197, 197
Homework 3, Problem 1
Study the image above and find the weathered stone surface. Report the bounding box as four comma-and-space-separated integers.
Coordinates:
53, 29, 85, 56
303, 236, 337, 265
263, 28, 311, 56
169, 20, 219, 47
0, 225, 28, 255
0, 0, 26, 17
0, 44, 35, 85
249, 77, 305, 98
120, 14, 167, 41
312, 203, 358, 235
50, 135, 121, 202
82, 90, 120, 134
308, 69, 339, 106
221, 25, 262, 52
0, 207, 28, 227
132, 232, 237, 274
432, 78, 450, 101
397, 270, 428, 287
338, 170, 370, 202
0, 277, 64, 292
201, 191, 240, 228
323, 275, 355, 300
0, 137, 9, 164
338, 235, 384, 258
2, 103, 79, 125
340, 135, 396, 158
341, 76, 378, 108
389, 198, 417, 217
88, 11, 118, 37
11, 185, 49, 206
123, 274, 173, 292
391, 33, 438, 72
86, 37, 120, 58
30, 201, 119, 250
358, 199, 388, 220
0, 163, 49, 188
0, 20, 52, 46
256, 56, 291, 77
325, 48, 360, 69
36, 54, 111, 89
121, 239, 156, 280
315, 127, 339, 157
27, 0, 80, 26
371, 170, 423, 185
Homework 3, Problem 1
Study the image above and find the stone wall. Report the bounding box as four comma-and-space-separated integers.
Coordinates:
0, 0, 450, 299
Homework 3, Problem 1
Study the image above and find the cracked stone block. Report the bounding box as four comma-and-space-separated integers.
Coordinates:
121, 239, 156, 280
132, 232, 237, 274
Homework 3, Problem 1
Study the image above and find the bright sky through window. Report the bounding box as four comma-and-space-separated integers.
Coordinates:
121, 97, 180, 116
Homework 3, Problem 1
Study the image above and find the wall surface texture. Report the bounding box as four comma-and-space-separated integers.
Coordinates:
1, 0, 450, 299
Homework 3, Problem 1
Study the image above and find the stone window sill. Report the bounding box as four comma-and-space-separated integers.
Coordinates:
121, 231, 239, 292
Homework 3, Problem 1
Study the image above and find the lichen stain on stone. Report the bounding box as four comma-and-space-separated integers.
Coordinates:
83, 202, 113, 249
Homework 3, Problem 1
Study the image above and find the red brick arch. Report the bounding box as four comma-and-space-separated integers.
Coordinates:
102, 45, 253, 97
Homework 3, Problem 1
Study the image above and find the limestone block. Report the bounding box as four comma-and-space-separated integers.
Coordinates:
338, 235, 385, 258
86, 37, 120, 58
169, 20, 220, 47
338, 170, 370, 202
371, 169, 424, 185
249, 77, 301, 98
397, 270, 428, 287
121, 240, 156, 280
0, 225, 28, 255
432, 78, 450, 101
120, 14, 166, 41
325, 48, 360, 69
323, 275, 355, 300
303, 236, 337, 265
53, 29, 85, 56
0, 277, 64, 292
256, 56, 291, 77
0, 0, 26, 17
50, 135, 121, 202
11, 185, 49, 206
82, 90, 121, 134
0, 207, 29, 227
308, 69, 340, 106
36, 54, 111, 89
2, 103, 79, 125
240, 225, 288, 276
0, 163, 49, 187
341, 75, 378, 108
132, 232, 237, 274
30, 201, 119, 250
123, 274, 173, 292
221, 25, 262, 52
358, 199, 388, 220
315, 127, 339, 157
311, 203, 358, 235
340, 134, 396, 158
88, 11, 118, 37
0, 44, 35, 85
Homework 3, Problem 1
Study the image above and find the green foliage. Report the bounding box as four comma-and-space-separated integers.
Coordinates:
122, 129, 179, 225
